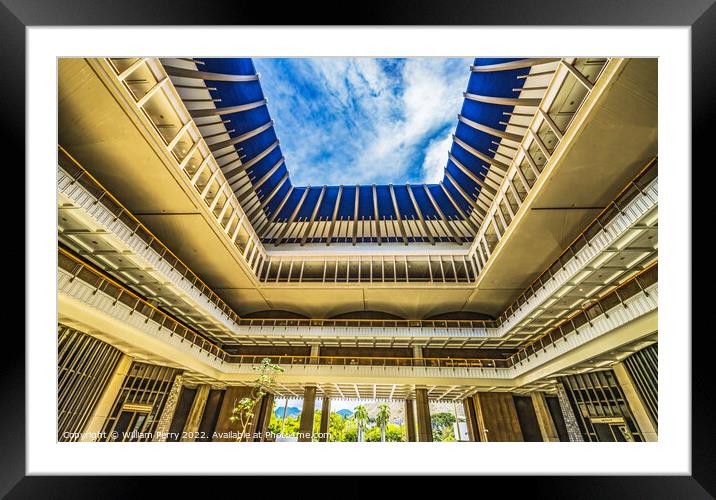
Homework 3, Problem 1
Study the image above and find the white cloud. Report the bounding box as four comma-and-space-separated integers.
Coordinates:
421, 132, 453, 184
254, 57, 471, 186
355, 59, 465, 184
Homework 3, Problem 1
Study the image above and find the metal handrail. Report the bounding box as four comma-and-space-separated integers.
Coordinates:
59, 243, 656, 370
222, 354, 508, 368
496, 157, 658, 324
58, 246, 229, 361
59, 146, 243, 326
59, 147, 657, 334
233, 318, 494, 329
509, 261, 658, 365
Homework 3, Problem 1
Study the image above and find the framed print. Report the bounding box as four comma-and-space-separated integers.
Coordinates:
7, 0, 709, 495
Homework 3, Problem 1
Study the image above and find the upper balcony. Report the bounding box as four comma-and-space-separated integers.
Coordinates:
58, 56, 656, 321
57, 240, 657, 390
59, 135, 656, 348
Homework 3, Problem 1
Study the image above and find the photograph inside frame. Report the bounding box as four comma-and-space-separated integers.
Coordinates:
56, 56, 657, 444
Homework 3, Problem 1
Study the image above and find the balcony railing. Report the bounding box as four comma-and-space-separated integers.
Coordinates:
59, 146, 243, 327
223, 355, 509, 369
59, 245, 656, 369
58, 246, 227, 362
496, 158, 657, 325
509, 261, 658, 366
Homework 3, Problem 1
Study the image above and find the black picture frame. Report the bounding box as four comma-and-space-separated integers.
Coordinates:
6, 0, 707, 496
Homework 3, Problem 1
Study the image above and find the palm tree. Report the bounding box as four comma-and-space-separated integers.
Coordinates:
354, 405, 368, 442
376, 403, 391, 442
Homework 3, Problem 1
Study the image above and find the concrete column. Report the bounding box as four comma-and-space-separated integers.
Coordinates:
413, 346, 424, 366
298, 386, 317, 442
415, 387, 432, 442
404, 399, 417, 442
531, 392, 560, 442
256, 393, 275, 441
463, 397, 478, 441
181, 384, 210, 441
152, 373, 184, 442
472, 394, 488, 442
319, 397, 330, 442
212, 386, 253, 442
80, 354, 132, 441
246, 392, 263, 438
555, 382, 584, 442
612, 363, 658, 441
310, 344, 320, 364
472, 393, 523, 442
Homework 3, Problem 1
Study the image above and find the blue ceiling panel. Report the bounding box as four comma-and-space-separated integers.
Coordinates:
443, 176, 472, 214
186, 56, 534, 230
337, 186, 356, 219
275, 187, 306, 222
394, 185, 417, 219
317, 186, 340, 220
255, 163, 288, 200
473, 57, 523, 67
375, 185, 396, 220
224, 106, 271, 137
199, 58, 256, 76
466, 60, 529, 97
235, 126, 280, 162
411, 186, 439, 219
450, 130, 491, 176
427, 185, 459, 219
446, 160, 479, 197
460, 99, 513, 130
209, 80, 265, 106
358, 186, 375, 219
296, 188, 322, 220
246, 146, 283, 180
264, 180, 291, 217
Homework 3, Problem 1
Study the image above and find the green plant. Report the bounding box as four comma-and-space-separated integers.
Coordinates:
439, 425, 456, 441
268, 413, 299, 436
431, 412, 457, 442
342, 418, 358, 442
365, 423, 405, 442
354, 405, 369, 442
375, 403, 391, 442
327, 412, 347, 442
431, 412, 455, 431
228, 358, 283, 441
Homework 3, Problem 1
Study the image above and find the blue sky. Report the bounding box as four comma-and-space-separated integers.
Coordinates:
253, 57, 472, 186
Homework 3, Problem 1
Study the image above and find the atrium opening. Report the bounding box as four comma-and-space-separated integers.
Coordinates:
57, 56, 658, 444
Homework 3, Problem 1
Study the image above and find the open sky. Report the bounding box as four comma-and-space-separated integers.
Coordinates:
253, 57, 472, 186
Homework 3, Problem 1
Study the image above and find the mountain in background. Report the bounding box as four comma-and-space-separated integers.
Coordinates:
273, 401, 461, 421
274, 406, 301, 418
